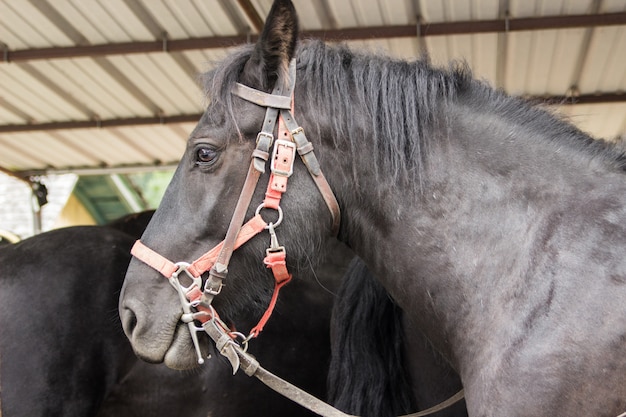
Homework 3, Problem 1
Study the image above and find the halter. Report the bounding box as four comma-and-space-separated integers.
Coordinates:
129, 60, 464, 417
130, 59, 340, 363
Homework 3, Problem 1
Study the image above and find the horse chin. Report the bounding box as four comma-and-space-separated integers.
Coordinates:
163, 323, 209, 370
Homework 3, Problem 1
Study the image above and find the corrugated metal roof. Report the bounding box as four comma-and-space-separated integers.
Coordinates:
0, 0, 624, 178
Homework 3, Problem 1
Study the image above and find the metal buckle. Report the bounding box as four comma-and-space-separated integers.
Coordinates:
270, 139, 296, 177
204, 283, 223, 296
169, 262, 201, 293
256, 131, 274, 148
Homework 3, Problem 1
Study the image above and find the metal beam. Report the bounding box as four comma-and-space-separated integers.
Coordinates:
528, 93, 626, 105
14, 162, 179, 179
0, 92, 624, 135
0, 114, 201, 133
3, 12, 625, 62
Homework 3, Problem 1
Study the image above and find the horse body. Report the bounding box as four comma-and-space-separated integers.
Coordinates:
319, 56, 626, 415
340, 103, 626, 415
0, 227, 138, 416
120, 1, 626, 415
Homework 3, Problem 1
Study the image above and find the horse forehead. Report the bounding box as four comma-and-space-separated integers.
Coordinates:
189, 109, 225, 138
190, 104, 264, 142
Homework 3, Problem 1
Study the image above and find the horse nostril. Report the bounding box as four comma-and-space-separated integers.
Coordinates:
122, 306, 138, 337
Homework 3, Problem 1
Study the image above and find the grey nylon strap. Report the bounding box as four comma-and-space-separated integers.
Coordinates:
233, 83, 292, 109
203, 317, 464, 417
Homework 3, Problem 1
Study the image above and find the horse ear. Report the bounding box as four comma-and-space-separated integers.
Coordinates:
242, 0, 299, 90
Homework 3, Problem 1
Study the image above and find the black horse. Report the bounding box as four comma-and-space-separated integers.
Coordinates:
120, 0, 626, 415
0, 226, 140, 416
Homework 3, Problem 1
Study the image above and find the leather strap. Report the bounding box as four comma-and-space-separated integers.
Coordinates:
130, 213, 268, 281
279, 109, 341, 235
232, 83, 292, 109
202, 160, 263, 304
203, 315, 465, 417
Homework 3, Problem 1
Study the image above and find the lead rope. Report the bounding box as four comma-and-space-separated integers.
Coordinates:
202, 311, 464, 417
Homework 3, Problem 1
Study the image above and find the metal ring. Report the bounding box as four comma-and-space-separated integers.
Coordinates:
255, 203, 283, 228
229, 331, 250, 353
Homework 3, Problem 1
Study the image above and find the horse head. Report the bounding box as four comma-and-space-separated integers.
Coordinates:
120, 0, 337, 370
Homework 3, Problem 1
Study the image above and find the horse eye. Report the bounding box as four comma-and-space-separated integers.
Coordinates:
195, 147, 218, 166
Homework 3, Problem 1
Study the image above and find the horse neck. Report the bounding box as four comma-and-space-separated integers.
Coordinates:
318, 97, 625, 369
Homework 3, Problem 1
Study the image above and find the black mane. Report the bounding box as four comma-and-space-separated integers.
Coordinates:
202, 40, 626, 187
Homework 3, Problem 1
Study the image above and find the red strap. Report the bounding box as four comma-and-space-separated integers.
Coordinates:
188, 214, 267, 276
249, 278, 291, 337
263, 250, 291, 284
248, 249, 292, 337
131, 213, 267, 279
130, 241, 178, 278
263, 116, 296, 210
264, 173, 288, 210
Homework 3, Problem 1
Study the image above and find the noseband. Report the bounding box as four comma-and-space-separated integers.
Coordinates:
131, 59, 340, 363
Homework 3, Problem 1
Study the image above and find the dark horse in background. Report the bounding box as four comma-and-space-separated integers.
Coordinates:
0, 213, 336, 417
120, 0, 626, 415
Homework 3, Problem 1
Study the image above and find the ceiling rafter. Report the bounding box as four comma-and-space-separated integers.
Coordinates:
0, 114, 200, 133
0, 92, 624, 135
3, 12, 625, 63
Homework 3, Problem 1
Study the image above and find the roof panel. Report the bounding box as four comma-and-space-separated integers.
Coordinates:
351, 0, 385, 26
148, 53, 204, 110
557, 103, 626, 141
115, 54, 202, 114
0, 105, 25, 124
0, 135, 49, 169
4, 1, 75, 47
68, 0, 133, 43
69, 57, 153, 117
524, 30, 566, 95
473, 0, 501, 19
602, 0, 626, 13
50, 0, 108, 44
137, 0, 188, 39
0, 67, 68, 121
0, 1, 51, 48
327, 0, 358, 28
61, 128, 153, 167
0, 0, 624, 177
99, 0, 156, 41
580, 26, 626, 92
291, 1, 324, 30
115, 125, 185, 162
192, 0, 239, 35
163, 0, 218, 38
546, 28, 586, 94
380, 0, 414, 25
444, 0, 472, 20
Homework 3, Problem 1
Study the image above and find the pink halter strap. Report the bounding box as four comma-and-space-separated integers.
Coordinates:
130, 213, 268, 282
